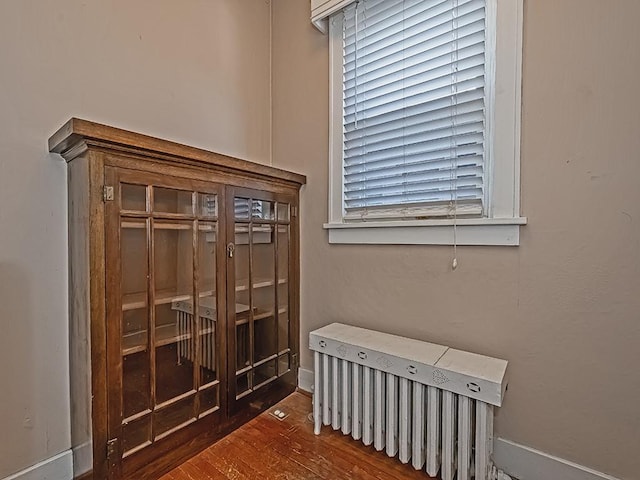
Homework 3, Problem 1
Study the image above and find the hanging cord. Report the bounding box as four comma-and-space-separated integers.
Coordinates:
354, 1, 360, 129
451, 0, 459, 271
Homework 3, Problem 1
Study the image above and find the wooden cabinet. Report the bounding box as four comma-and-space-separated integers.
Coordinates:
49, 119, 305, 480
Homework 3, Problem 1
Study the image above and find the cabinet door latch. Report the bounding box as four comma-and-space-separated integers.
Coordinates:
103, 185, 114, 202
227, 242, 235, 258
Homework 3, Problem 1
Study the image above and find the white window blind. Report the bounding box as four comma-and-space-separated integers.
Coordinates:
342, 0, 486, 221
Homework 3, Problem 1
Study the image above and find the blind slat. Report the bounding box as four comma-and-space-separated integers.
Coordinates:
345, 145, 483, 174
341, 0, 486, 218
344, 132, 484, 167
344, 91, 483, 136
344, 117, 484, 157
344, 5, 485, 69
344, 80, 484, 123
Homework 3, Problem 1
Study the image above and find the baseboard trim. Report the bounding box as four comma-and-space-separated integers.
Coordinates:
298, 367, 313, 393
494, 438, 621, 480
2, 450, 73, 480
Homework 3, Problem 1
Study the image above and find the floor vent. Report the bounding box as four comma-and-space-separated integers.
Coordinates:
310, 323, 508, 480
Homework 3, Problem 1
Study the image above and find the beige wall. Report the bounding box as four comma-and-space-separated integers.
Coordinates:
0, 1, 271, 477
272, 1, 640, 479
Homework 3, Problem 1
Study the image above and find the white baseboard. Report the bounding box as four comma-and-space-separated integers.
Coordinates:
298, 367, 313, 393
494, 438, 621, 480
2, 450, 73, 480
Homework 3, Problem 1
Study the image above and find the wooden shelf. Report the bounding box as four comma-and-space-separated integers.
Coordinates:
235, 307, 286, 326
122, 323, 216, 356
122, 279, 284, 310
122, 324, 187, 356
235, 277, 287, 292
122, 286, 216, 311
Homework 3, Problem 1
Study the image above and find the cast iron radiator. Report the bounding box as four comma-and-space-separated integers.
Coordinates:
310, 323, 508, 480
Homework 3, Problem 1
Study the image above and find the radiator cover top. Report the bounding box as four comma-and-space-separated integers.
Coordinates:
309, 323, 508, 407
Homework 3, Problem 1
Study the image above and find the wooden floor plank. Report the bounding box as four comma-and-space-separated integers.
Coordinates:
160, 392, 437, 480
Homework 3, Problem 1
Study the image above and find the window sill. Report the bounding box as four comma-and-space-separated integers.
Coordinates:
323, 217, 527, 246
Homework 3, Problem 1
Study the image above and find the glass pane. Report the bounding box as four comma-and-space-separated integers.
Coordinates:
199, 384, 219, 416
198, 193, 217, 218
198, 223, 216, 296
154, 221, 193, 299
154, 221, 194, 404
254, 315, 277, 363
234, 198, 250, 219
198, 223, 217, 385
234, 222, 251, 374
122, 414, 151, 455
123, 348, 150, 418
121, 184, 147, 212
153, 187, 193, 215
154, 395, 195, 437
236, 372, 251, 397
155, 341, 194, 404
277, 202, 290, 222
200, 321, 216, 385
277, 225, 289, 309
236, 323, 250, 370
252, 199, 274, 220
278, 311, 289, 354
276, 225, 290, 353
278, 352, 290, 376
252, 224, 275, 316
254, 359, 277, 389
234, 223, 250, 304
121, 222, 150, 417
122, 310, 148, 354
122, 221, 148, 297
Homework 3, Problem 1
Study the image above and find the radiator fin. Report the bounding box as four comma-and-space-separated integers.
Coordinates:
313, 351, 497, 480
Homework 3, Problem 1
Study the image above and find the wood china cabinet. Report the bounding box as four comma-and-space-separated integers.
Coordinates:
49, 119, 305, 480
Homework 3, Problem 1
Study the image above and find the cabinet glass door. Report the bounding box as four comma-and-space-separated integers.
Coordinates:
229, 191, 295, 403
108, 169, 224, 464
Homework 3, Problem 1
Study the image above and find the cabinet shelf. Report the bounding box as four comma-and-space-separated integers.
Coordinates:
122, 323, 217, 356
122, 278, 285, 311
122, 324, 187, 356
235, 277, 287, 292
121, 220, 198, 230
122, 286, 216, 311
235, 307, 287, 326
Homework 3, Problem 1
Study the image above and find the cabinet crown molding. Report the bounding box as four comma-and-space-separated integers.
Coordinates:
49, 117, 307, 187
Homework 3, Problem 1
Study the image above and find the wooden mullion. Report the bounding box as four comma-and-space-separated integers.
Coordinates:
148, 186, 157, 442
284, 197, 294, 374
274, 204, 280, 374
216, 189, 227, 416
192, 212, 201, 418
248, 199, 254, 391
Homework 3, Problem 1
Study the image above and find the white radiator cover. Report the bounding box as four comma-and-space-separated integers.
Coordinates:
310, 323, 508, 480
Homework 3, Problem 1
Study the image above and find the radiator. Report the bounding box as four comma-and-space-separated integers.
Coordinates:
173, 299, 216, 371
310, 323, 508, 480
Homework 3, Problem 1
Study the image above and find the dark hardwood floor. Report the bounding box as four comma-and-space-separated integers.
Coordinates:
160, 391, 435, 479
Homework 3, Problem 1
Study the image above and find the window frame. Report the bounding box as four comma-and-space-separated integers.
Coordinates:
324, 0, 526, 246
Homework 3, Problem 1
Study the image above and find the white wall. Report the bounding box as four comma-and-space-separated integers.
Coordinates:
0, 1, 271, 477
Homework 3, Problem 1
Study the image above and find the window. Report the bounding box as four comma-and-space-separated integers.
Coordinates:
320, 0, 526, 245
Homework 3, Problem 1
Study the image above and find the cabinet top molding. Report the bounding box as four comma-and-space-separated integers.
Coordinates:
49, 118, 306, 186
